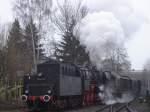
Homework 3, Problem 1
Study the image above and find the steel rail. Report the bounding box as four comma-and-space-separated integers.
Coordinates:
115, 98, 139, 112
95, 97, 139, 112
95, 105, 111, 112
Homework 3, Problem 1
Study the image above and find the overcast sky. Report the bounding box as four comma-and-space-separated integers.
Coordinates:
0, 0, 12, 23
0, 0, 150, 70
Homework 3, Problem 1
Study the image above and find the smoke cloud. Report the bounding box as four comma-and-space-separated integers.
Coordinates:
79, 0, 150, 69
78, 11, 125, 68
98, 82, 134, 105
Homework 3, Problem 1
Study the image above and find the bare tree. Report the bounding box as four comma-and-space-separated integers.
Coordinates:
52, 0, 87, 34
13, 0, 52, 28
13, 0, 54, 48
0, 24, 10, 49
101, 40, 131, 72
52, 0, 89, 64
13, 0, 54, 72
0, 24, 10, 79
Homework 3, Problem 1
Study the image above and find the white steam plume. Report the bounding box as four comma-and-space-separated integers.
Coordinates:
82, 0, 150, 69
98, 83, 134, 105
77, 11, 125, 69
74, 0, 146, 104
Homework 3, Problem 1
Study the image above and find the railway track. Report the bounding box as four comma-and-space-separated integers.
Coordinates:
0, 98, 142, 112
95, 98, 139, 112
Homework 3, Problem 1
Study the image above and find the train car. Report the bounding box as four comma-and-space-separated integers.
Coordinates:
131, 79, 141, 96
115, 76, 132, 96
116, 76, 141, 98
115, 75, 141, 98
99, 72, 141, 99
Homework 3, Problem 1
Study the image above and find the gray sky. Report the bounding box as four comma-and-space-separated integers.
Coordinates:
0, 0, 12, 23
0, 0, 150, 70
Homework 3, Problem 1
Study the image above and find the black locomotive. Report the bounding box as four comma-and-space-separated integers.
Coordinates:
21, 59, 141, 111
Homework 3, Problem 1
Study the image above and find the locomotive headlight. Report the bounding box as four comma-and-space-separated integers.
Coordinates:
21, 95, 27, 102
25, 90, 29, 94
48, 90, 51, 94
43, 95, 50, 102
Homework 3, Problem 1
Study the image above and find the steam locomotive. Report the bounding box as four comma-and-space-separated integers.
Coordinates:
21, 59, 141, 111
